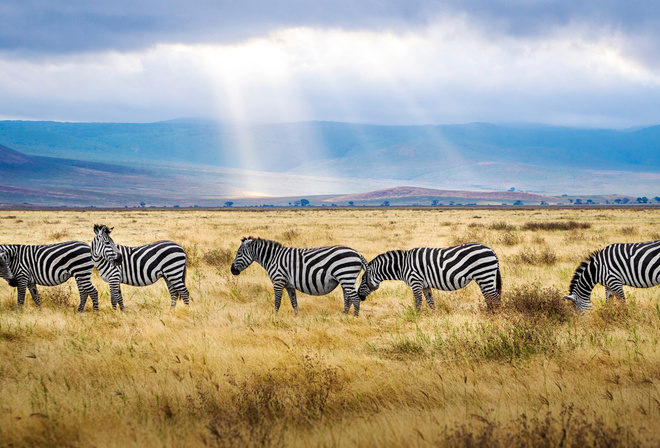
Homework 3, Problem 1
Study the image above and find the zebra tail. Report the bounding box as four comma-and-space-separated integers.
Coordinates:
496, 268, 502, 297
358, 254, 370, 274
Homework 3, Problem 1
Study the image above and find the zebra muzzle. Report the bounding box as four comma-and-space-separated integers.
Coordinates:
230, 266, 240, 275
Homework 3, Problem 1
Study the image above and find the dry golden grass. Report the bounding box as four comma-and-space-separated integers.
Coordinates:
0, 208, 659, 447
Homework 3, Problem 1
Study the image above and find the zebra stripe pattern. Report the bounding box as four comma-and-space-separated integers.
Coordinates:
91, 224, 189, 310
230, 237, 369, 316
0, 241, 98, 312
566, 240, 660, 312
358, 243, 502, 310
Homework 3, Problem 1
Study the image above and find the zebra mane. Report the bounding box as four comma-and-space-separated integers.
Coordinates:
569, 249, 601, 294
94, 224, 112, 235
241, 236, 282, 248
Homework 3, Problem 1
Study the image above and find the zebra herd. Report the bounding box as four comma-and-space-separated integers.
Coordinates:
0, 224, 659, 315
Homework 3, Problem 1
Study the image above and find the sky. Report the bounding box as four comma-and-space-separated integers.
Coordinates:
2, 1, 660, 127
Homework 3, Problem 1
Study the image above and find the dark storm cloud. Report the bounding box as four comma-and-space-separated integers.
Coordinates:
2, 0, 660, 55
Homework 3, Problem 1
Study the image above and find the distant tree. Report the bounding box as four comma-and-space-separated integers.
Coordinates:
513, 200, 523, 206
614, 198, 622, 204
586, 199, 594, 204
300, 199, 310, 207
621, 198, 630, 204
348, 201, 355, 206
140, 201, 146, 208
654, 197, 660, 203
431, 200, 440, 206
224, 201, 234, 207
540, 201, 548, 206
381, 200, 390, 207
574, 199, 582, 204
509, 187, 515, 192
294, 200, 301, 206
637, 197, 648, 203
568, 199, 574, 204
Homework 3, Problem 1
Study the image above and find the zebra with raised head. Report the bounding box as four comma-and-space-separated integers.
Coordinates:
358, 243, 502, 310
91, 224, 189, 310
565, 241, 660, 312
230, 237, 369, 316
0, 242, 99, 311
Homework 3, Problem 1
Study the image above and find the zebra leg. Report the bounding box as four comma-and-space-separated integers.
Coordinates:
110, 283, 125, 311
285, 286, 298, 315
476, 277, 501, 309
74, 276, 95, 312
16, 281, 27, 307
342, 286, 361, 317
28, 283, 41, 307
273, 281, 285, 313
411, 285, 424, 311
89, 286, 99, 311
179, 285, 190, 306
606, 281, 626, 303
165, 280, 179, 309
423, 288, 435, 310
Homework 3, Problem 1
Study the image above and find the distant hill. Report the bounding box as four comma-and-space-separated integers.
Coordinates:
328, 186, 558, 203
1, 120, 659, 203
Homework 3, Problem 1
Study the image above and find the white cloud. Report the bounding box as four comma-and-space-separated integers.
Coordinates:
1, 17, 660, 126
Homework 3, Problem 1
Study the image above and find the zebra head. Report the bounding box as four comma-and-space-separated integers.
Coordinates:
563, 294, 591, 312
564, 256, 597, 312
231, 237, 256, 275
92, 224, 122, 266
0, 251, 15, 286
357, 268, 380, 301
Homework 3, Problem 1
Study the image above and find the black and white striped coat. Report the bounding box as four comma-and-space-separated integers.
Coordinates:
230, 237, 369, 316
0, 241, 98, 311
566, 241, 660, 311
358, 243, 502, 310
91, 224, 189, 310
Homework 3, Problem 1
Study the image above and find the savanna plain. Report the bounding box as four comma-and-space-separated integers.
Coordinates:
1, 207, 660, 448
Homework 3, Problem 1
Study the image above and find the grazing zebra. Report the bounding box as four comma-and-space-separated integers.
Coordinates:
565, 241, 660, 312
358, 243, 502, 310
230, 237, 369, 316
91, 224, 189, 310
0, 242, 99, 311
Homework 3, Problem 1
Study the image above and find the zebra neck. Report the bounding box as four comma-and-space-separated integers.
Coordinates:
374, 251, 404, 282
570, 259, 598, 299
252, 242, 284, 272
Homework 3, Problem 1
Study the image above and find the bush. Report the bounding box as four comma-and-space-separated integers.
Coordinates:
503, 283, 573, 323
523, 221, 591, 231
512, 247, 558, 266
489, 221, 517, 231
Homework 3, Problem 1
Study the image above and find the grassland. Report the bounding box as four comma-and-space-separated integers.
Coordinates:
0, 207, 659, 447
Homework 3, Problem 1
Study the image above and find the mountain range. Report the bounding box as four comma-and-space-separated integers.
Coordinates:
0, 120, 658, 207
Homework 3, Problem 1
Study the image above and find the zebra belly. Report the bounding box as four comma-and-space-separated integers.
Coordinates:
425, 276, 472, 292
121, 271, 162, 287
293, 277, 339, 296
33, 270, 71, 286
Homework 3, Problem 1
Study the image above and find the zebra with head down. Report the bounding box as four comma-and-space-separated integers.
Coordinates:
565, 240, 660, 312
230, 237, 369, 316
358, 243, 502, 311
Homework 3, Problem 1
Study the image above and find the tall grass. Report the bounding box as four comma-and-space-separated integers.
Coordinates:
0, 208, 659, 447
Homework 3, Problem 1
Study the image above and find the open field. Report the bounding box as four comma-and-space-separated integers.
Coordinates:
0, 208, 659, 447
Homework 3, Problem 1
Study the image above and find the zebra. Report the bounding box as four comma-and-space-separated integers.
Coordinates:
91, 224, 189, 310
0, 242, 99, 312
230, 237, 369, 316
565, 241, 660, 312
358, 243, 502, 310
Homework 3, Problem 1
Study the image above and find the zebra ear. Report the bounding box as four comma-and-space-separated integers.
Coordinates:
94, 224, 102, 235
